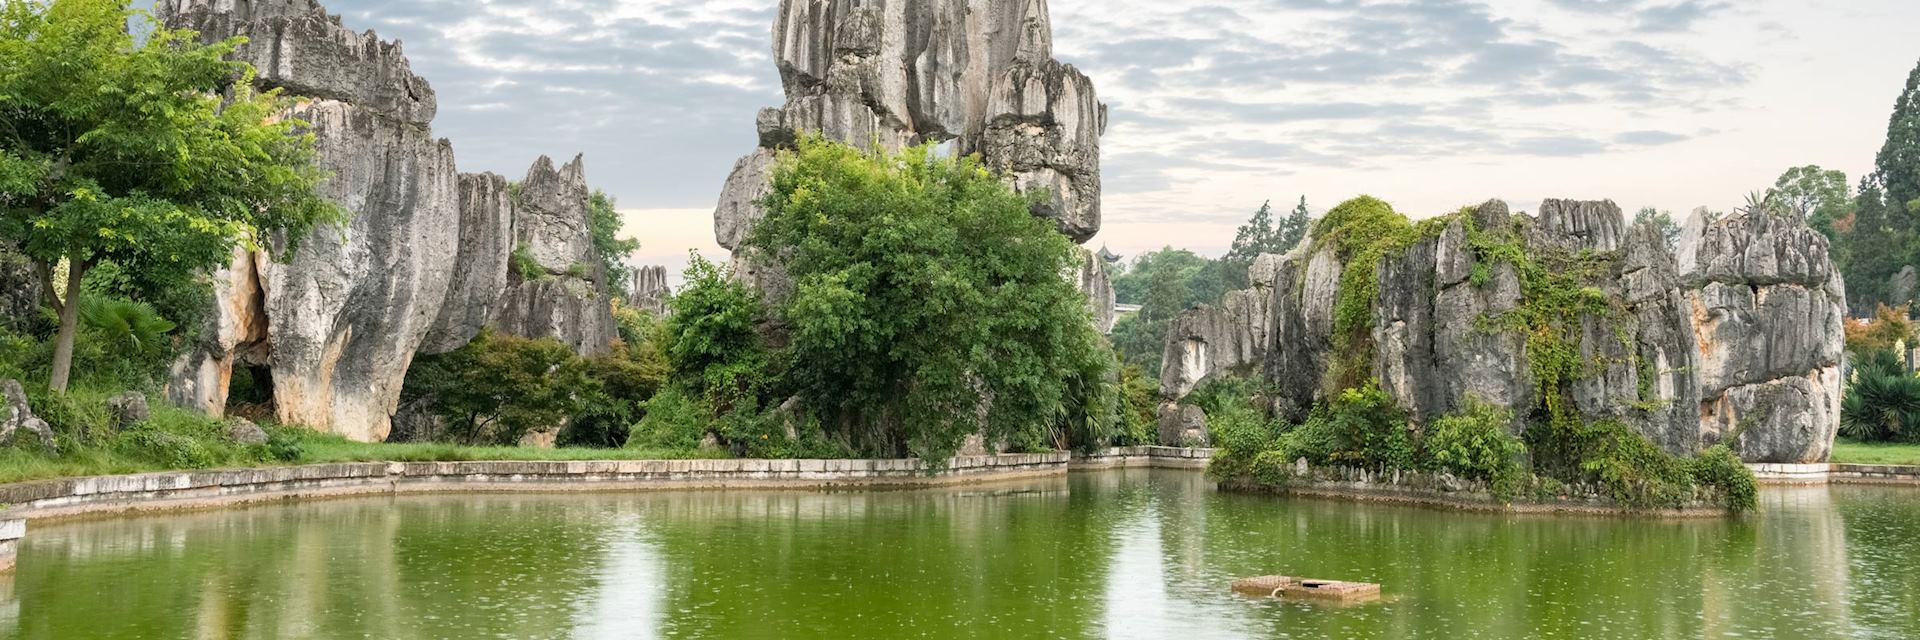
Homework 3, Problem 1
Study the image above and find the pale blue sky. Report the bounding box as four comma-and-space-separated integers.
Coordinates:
276, 0, 1920, 274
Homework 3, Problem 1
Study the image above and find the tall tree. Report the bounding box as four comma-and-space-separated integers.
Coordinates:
1873, 58, 1920, 214
0, 0, 337, 391
1279, 196, 1313, 251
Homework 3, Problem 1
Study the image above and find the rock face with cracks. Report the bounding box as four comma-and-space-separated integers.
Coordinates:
630, 266, 673, 317
715, 0, 1111, 328
161, 0, 613, 441
1160, 199, 1845, 462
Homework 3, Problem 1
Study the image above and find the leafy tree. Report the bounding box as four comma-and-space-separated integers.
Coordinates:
588, 190, 640, 293
1771, 165, 1852, 238
1222, 197, 1312, 291
663, 252, 774, 415
0, 0, 337, 392
403, 331, 596, 446
1633, 207, 1681, 248
749, 137, 1114, 460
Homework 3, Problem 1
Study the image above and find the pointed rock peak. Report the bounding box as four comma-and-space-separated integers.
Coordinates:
1013, 0, 1053, 63
524, 155, 558, 182
562, 154, 588, 182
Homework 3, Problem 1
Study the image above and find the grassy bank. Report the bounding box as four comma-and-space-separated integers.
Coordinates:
1830, 439, 1920, 466
0, 404, 718, 486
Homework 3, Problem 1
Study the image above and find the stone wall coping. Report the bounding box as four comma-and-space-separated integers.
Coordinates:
1749, 462, 1920, 485
0, 449, 1234, 525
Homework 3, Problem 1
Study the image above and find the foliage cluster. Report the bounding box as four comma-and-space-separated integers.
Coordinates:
402, 328, 667, 447
1845, 304, 1915, 355
1841, 349, 1920, 443
743, 138, 1118, 461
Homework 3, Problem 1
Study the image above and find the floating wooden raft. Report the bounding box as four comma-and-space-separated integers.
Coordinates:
1231, 576, 1381, 602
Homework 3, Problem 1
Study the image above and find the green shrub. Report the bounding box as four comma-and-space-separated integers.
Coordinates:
1690, 444, 1758, 513
1422, 398, 1527, 500
1293, 382, 1415, 470
627, 386, 708, 451
1841, 349, 1920, 443
510, 244, 546, 281
116, 428, 218, 469
1209, 401, 1281, 457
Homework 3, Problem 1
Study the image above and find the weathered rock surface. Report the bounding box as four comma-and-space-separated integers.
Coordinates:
226, 417, 269, 445
715, 0, 1108, 309
1, 380, 56, 451
421, 172, 516, 354
1162, 199, 1845, 462
630, 265, 672, 316
1073, 247, 1116, 334
1679, 208, 1846, 463
1157, 402, 1209, 448
1888, 266, 1917, 307
106, 392, 151, 432
487, 156, 617, 356
161, 0, 615, 442
0, 240, 39, 331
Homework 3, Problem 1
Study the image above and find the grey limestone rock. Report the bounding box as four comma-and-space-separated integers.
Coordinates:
421, 172, 516, 354
1156, 402, 1209, 448
0, 380, 56, 451
106, 392, 151, 432
160, 0, 606, 442
718, 0, 1107, 302
1679, 208, 1845, 463
1073, 247, 1116, 334
631, 265, 672, 316
226, 418, 270, 445
1162, 198, 1843, 462
1889, 265, 1918, 307
0, 240, 38, 331
486, 156, 618, 356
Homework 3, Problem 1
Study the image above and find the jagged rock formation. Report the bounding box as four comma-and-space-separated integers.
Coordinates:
715, 0, 1111, 326
1678, 208, 1846, 463
0, 240, 39, 331
1073, 247, 1116, 334
630, 266, 672, 316
487, 156, 618, 356
1160, 199, 1845, 463
1, 380, 56, 451
1888, 265, 1917, 308
161, 0, 614, 441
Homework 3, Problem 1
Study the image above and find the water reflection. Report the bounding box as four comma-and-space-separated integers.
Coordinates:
2, 472, 1916, 639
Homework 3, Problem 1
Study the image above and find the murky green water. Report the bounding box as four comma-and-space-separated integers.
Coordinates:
4, 470, 1918, 639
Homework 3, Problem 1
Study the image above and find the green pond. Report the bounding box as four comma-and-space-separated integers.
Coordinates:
5, 469, 1919, 639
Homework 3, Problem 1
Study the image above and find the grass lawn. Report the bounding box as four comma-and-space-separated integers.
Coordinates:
0, 427, 719, 486
1830, 438, 1920, 466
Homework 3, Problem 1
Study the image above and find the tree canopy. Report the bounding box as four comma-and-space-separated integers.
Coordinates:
0, 0, 338, 391
747, 137, 1116, 460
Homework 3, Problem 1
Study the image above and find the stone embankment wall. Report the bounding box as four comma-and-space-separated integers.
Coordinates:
1223, 461, 1736, 517
1749, 463, 1920, 485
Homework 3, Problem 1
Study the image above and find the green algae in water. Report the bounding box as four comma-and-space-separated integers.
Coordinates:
8, 471, 1919, 640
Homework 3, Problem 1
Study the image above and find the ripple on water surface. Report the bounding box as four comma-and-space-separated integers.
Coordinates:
4, 470, 1918, 640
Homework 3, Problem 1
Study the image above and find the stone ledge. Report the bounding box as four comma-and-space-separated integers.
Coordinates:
0, 453, 1073, 524
1221, 462, 1735, 517
1749, 463, 1920, 485
1069, 447, 1213, 470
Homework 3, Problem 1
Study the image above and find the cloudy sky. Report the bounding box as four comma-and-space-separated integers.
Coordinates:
298, 0, 1920, 275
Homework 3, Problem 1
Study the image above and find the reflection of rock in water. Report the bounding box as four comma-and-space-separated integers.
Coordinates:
1703, 486, 1851, 637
